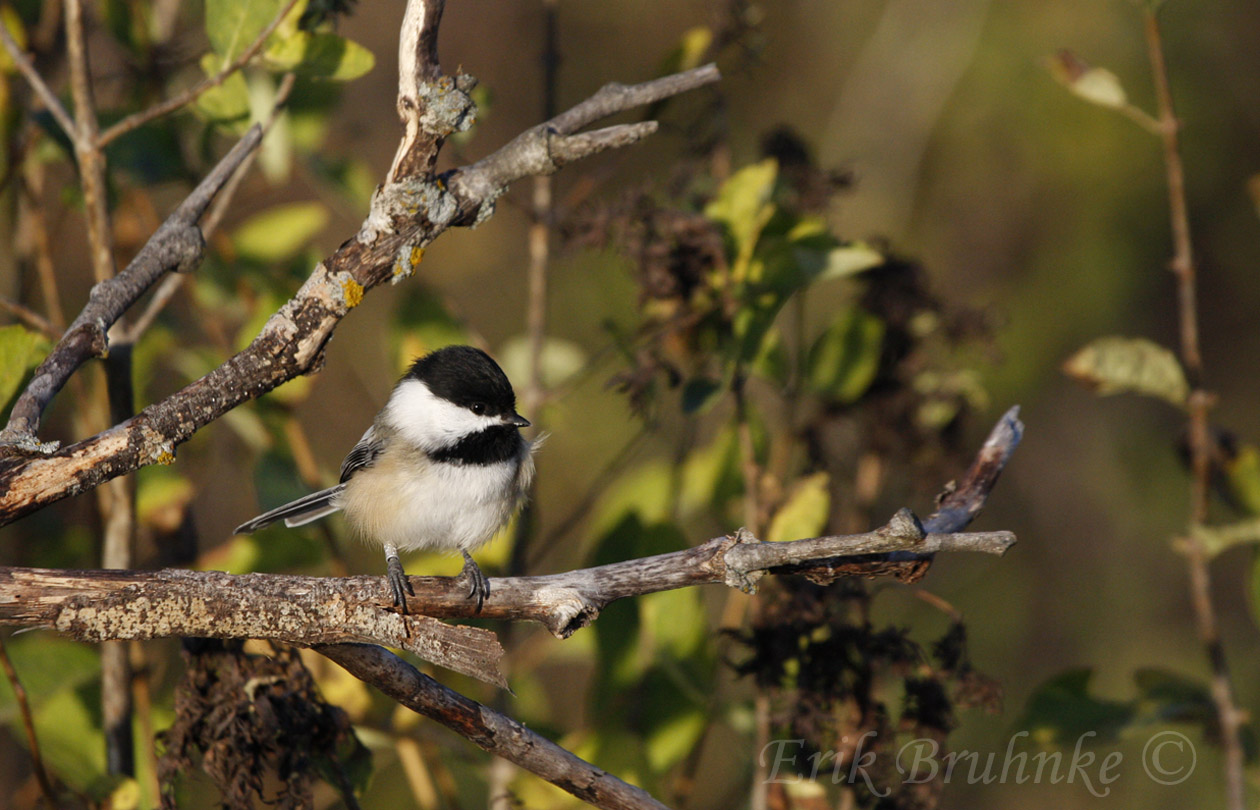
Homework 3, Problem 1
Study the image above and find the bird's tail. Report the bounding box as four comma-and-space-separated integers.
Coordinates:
234, 485, 346, 534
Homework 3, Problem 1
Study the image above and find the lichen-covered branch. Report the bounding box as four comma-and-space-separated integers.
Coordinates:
0, 1, 719, 525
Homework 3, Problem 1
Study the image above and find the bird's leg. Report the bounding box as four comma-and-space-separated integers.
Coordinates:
384, 542, 414, 613
457, 550, 490, 613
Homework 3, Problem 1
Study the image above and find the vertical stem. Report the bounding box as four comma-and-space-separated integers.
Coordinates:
65, 0, 136, 779
1143, 11, 1245, 810
64, 0, 115, 285
101, 340, 135, 777
0, 636, 60, 808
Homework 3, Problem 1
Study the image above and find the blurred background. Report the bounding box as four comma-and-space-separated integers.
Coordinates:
4, 1, 1260, 808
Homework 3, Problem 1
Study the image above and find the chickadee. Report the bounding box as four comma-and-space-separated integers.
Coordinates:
234, 345, 535, 612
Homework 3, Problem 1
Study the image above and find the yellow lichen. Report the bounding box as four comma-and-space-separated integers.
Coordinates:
342, 276, 364, 308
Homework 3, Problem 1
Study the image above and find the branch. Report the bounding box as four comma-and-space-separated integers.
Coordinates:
0, 60, 719, 521
318, 644, 670, 810
95, 0, 300, 148
0, 126, 264, 447
0, 566, 508, 689
0, 20, 76, 138
448, 65, 720, 219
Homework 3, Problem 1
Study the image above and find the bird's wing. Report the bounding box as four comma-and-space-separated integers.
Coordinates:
339, 425, 386, 483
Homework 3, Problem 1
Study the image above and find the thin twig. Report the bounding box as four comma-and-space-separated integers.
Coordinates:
96, 0, 300, 148
0, 298, 58, 338
0, 22, 76, 138
0, 635, 60, 808
1142, 10, 1246, 810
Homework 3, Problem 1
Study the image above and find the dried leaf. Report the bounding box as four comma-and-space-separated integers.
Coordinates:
1063, 336, 1188, 407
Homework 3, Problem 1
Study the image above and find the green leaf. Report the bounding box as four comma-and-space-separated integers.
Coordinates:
195, 54, 251, 125
806, 309, 884, 402
814, 243, 885, 281
1062, 336, 1188, 407
705, 159, 778, 281
205, 0, 285, 63
0, 8, 28, 74
264, 31, 375, 80
766, 472, 830, 544
231, 201, 330, 262
658, 26, 713, 75
1224, 444, 1260, 515
0, 324, 49, 412
1018, 668, 1135, 746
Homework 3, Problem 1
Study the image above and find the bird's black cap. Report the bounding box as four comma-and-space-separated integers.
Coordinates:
405, 345, 520, 418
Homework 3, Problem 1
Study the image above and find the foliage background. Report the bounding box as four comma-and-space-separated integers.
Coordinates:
4, 0, 1260, 808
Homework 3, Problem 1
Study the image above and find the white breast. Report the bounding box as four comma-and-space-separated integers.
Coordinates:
337, 442, 533, 554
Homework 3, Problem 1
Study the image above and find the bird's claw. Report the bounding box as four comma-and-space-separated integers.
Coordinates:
386, 554, 414, 614
457, 551, 490, 613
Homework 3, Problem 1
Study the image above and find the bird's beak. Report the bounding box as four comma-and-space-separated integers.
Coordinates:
507, 412, 530, 428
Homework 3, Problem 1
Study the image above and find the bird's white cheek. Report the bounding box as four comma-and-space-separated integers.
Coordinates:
384, 379, 502, 450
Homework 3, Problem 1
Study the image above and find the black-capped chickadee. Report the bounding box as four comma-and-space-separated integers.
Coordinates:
234, 345, 535, 612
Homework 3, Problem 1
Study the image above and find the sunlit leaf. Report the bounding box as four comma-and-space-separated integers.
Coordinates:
0, 324, 49, 412
1050, 50, 1128, 110
767, 472, 830, 544
0, 7, 28, 74
815, 243, 885, 281
659, 26, 713, 75
206, 0, 285, 62
806, 309, 884, 403
195, 54, 251, 125
705, 159, 778, 281
1062, 336, 1188, 407
231, 201, 330, 263
646, 705, 706, 773
264, 31, 375, 80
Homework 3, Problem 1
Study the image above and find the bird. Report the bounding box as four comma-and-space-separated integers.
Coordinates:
234, 345, 535, 613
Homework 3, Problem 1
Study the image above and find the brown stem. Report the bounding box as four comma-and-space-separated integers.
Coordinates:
0, 636, 61, 808
1143, 11, 1245, 810
64, 0, 115, 285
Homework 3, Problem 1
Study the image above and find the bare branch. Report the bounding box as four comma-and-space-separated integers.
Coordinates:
449, 65, 719, 216
318, 644, 670, 810
0, 126, 263, 446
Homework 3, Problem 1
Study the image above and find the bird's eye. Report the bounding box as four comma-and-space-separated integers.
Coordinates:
470, 402, 486, 415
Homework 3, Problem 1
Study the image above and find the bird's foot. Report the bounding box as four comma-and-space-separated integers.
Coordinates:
457, 551, 490, 613
385, 547, 414, 614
